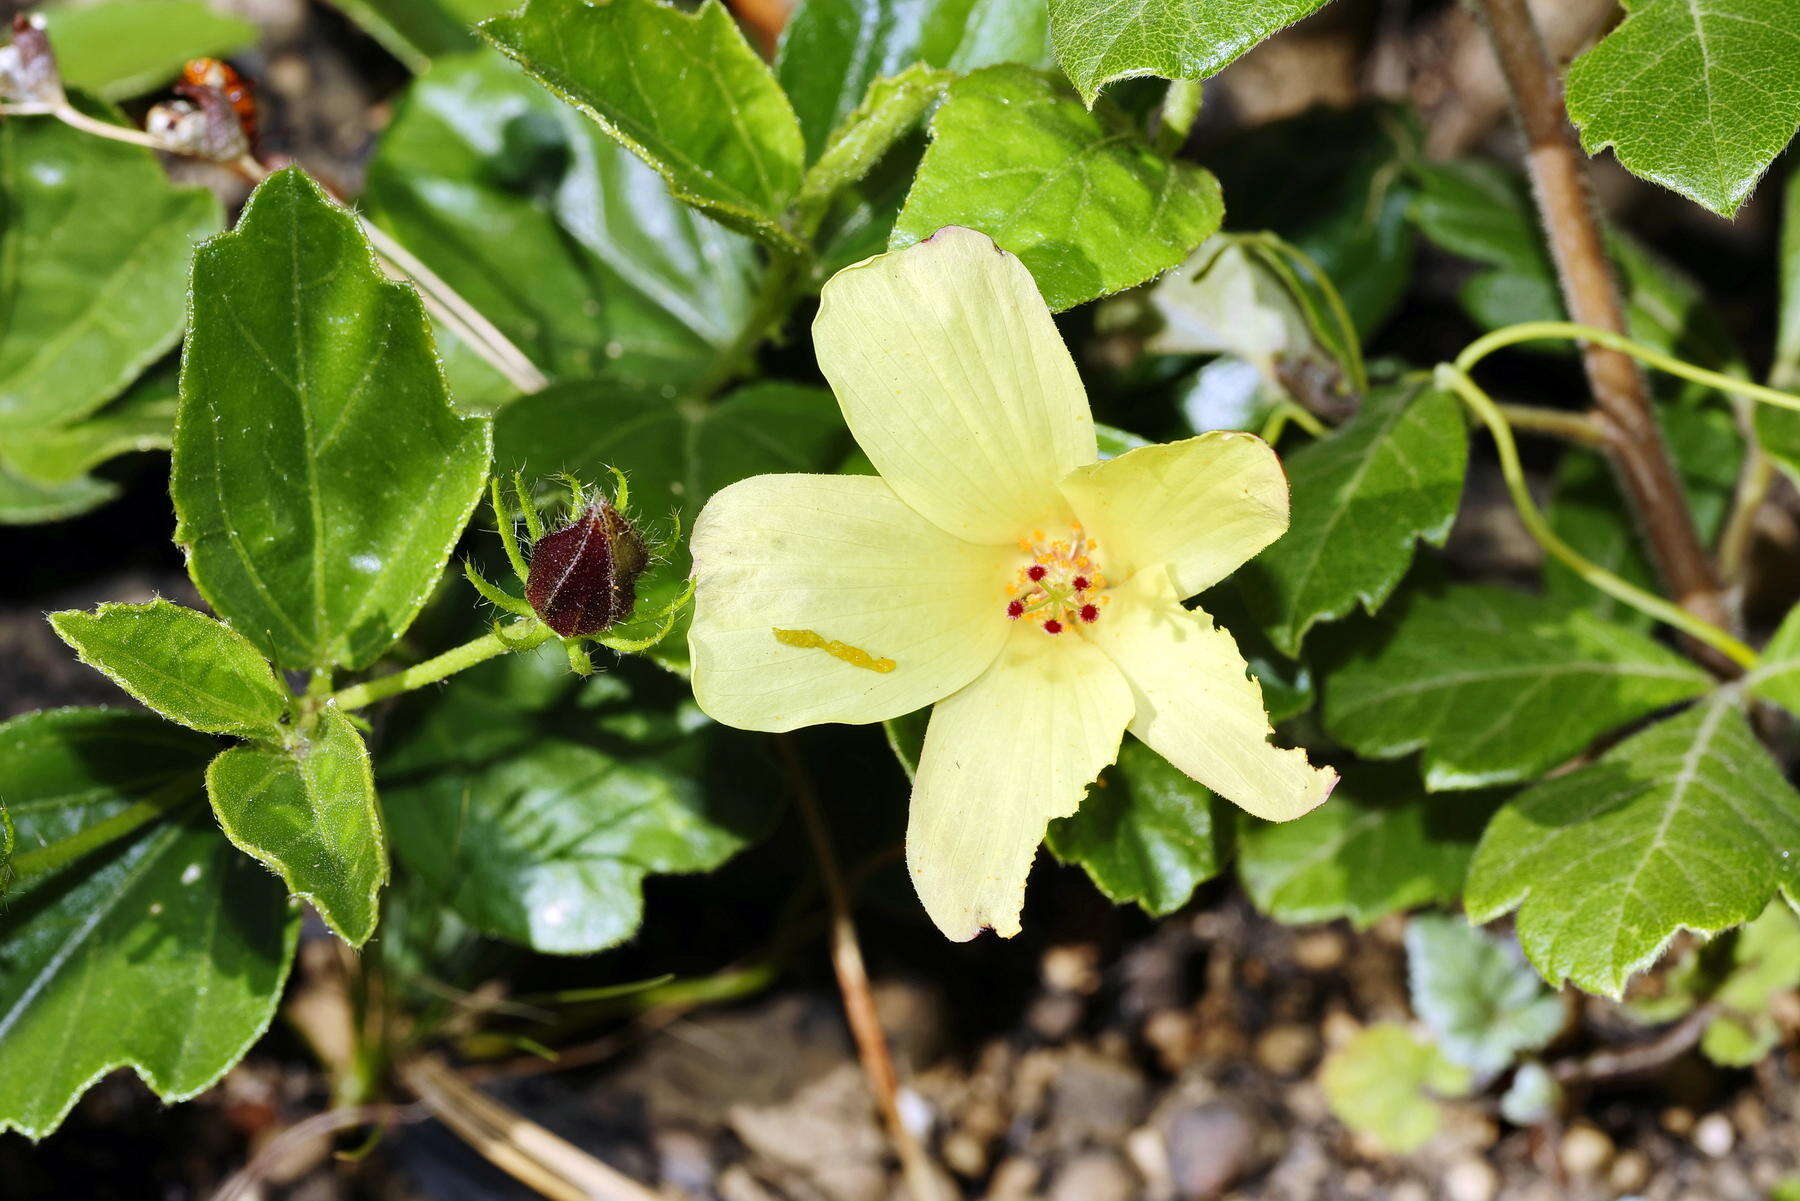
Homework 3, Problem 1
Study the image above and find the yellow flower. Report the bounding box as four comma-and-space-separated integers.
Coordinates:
689, 227, 1337, 941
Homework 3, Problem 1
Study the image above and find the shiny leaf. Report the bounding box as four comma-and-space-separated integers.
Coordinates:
892, 65, 1223, 310
326, 0, 513, 71
1237, 765, 1500, 929
40, 1, 257, 99
481, 0, 806, 250
364, 52, 761, 392
0, 709, 296, 1140
172, 167, 491, 671
1048, 0, 1332, 105
0, 104, 219, 432
0, 366, 175, 487
1045, 738, 1231, 916
1240, 383, 1467, 656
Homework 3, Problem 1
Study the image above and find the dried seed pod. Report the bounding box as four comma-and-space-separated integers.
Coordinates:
146, 81, 248, 161
0, 15, 62, 107
181, 58, 257, 149
524, 499, 650, 638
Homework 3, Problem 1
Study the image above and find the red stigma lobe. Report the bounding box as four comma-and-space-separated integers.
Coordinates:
1042, 619, 1062, 634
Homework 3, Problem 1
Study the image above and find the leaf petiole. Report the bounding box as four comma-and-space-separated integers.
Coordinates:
1434, 363, 1758, 671
328, 619, 555, 712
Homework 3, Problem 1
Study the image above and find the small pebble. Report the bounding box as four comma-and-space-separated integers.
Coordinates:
1559, 1121, 1614, 1176
983, 1157, 1040, 1201
1321, 1010, 1363, 1048
1660, 1106, 1695, 1136
1389, 1182, 1430, 1201
942, 1130, 988, 1178
1293, 929, 1347, 971
1444, 1158, 1499, 1201
1125, 1126, 1172, 1196
1693, 1112, 1735, 1158
1165, 1102, 1257, 1199
1042, 944, 1101, 994
1049, 1151, 1136, 1201
1609, 1149, 1651, 1192
1254, 1023, 1319, 1076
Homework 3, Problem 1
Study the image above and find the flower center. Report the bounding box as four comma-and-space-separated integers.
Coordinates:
1004, 526, 1109, 634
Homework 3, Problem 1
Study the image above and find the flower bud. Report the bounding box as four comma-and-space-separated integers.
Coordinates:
524, 498, 650, 638
0, 16, 62, 107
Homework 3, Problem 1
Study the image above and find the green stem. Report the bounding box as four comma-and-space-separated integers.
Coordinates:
8, 779, 200, 888
1458, 321, 1800, 415
695, 250, 807, 400
329, 619, 553, 711
1435, 364, 1759, 670
1242, 233, 1368, 397
1494, 402, 1606, 447
1258, 400, 1328, 444
1155, 78, 1202, 155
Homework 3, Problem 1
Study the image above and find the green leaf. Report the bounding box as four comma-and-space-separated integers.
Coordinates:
1746, 602, 1800, 716
1045, 738, 1232, 916
0, 104, 221, 432
0, 462, 117, 524
1564, 0, 1800, 216
326, 0, 514, 71
0, 365, 176, 487
1237, 765, 1500, 929
1048, 0, 1332, 105
206, 707, 385, 946
1498, 1061, 1561, 1125
49, 600, 290, 740
1209, 105, 1418, 336
0, 709, 296, 1140
364, 52, 761, 393
1323, 586, 1711, 790
39, 1, 257, 99
1546, 402, 1741, 628
380, 656, 781, 954
1694, 903, 1800, 1066
1405, 913, 1563, 1075
480, 0, 806, 251
797, 65, 952, 217
1320, 1023, 1471, 1154
1466, 696, 1800, 997
172, 167, 491, 672
891, 64, 1224, 311
1240, 383, 1468, 656
1407, 159, 1743, 361
1758, 165, 1800, 476
777, 0, 1050, 159
495, 379, 851, 668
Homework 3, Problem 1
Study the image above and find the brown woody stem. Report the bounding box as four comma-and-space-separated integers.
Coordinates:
1473, 0, 1729, 631
775, 734, 941, 1201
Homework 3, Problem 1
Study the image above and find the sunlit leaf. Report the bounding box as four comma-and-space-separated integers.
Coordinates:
1320, 1023, 1471, 1154
39, 0, 257, 99
49, 599, 289, 741
1405, 913, 1563, 1075
892, 65, 1223, 310
172, 167, 491, 672
206, 708, 385, 946
1240, 383, 1467, 656
1466, 697, 1800, 997
1323, 586, 1710, 790
1047, 0, 1331, 105
1565, 0, 1800, 216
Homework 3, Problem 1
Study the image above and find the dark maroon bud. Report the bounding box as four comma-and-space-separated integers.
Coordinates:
524, 499, 650, 638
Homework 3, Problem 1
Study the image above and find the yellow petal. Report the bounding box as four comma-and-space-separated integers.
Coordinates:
907, 625, 1133, 940
1058, 431, 1289, 600
813, 226, 1096, 544
1087, 568, 1335, 821
689, 473, 1012, 731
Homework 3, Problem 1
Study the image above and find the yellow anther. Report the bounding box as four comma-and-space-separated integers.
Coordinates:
772, 628, 896, 673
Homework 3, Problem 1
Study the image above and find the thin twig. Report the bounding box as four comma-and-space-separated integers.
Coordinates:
209, 1104, 428, 1201
775, 734, 941, 1201
1495, 402, 1606, 447
1474, 0, 1730, 633
400, 1054, 663, 1201
1553, 1004, 1717, 1085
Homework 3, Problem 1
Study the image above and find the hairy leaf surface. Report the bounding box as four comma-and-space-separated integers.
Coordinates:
1324, 586, 1711, 790
0, 710, 295, 1140
892, 65, 1223, 310
173, 168, 490, 671
1466, 697, 1800, 996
